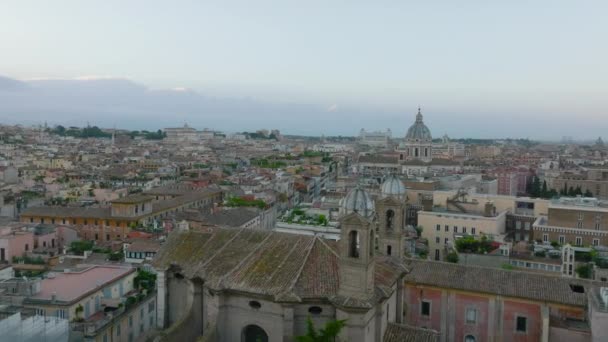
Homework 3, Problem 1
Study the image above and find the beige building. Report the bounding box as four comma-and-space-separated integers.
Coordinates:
419, 208, 507, 261
533, 197, 608, 247
553, 167, 608, 200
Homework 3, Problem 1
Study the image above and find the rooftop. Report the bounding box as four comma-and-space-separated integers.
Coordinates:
153, 227, 407, 307
404, 259, 596, 307
383, 323, 440, 342
28, 265, 134, 304
110, 194, 154, 204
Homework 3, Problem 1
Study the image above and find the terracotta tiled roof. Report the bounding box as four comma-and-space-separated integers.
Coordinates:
404, 259, 595, 307
153, 227, 407, 305
383, 323, 440, 342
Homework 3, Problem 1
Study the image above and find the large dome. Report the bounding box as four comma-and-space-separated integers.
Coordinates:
380, 174, 406, 199
405, 108, 432, 142
341, 187, 374, 218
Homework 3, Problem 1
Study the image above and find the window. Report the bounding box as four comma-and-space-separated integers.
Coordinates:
25, 243, 29, 251
84, 219, 88, 225
387, 245, 392, 256
445, 225, 449, 232
435, 249, 440, 260
116, 324, 121, 336
465, 335, 476, 342
249, 301, 262, 309
308, 306, 323, 315
140, 308, 144, 319
148, 301, 155, 313
56, 309, 67, 319
386, 210, 394, 230
577, 221, 583, 229
516, 316, 527, 333
593, 239, 600, 246
575, 237, 582, 246
435, 237, 440, 243
559, 235, 565, 244
444, 238, 449, 244
454, 226, 458, 233
421, 301, 431, 316
149, 316, 154, 327
466, 308, 477, 324
103, 333, 108, 342
35, 308, 45, 316
129, 315, 133, 327
471, 228, 476, 235
462, 227, 467, 234
436, 224, 440, 231
543, 234, 548, 242
348, 231, 360, 258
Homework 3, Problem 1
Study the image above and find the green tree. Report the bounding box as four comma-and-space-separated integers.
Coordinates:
296, 317, 347, 342
584, 189, 593, 197
446, 251, 459, 263
541, 180, 548, 198
576, 264, 592, 279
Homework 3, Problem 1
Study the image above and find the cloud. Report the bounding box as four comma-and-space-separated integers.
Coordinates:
327, 104, 338, 112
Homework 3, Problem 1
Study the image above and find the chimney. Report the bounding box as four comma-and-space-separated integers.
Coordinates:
484, 202, 495, 217
422, 197, 433, 211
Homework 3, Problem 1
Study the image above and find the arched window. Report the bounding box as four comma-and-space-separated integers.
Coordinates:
369, 230, 374, 256
464, 335, 476, 342
243, 325, 268, 342
348, 231, 359, 258
308, 306, 323, 315
386, 210, 394, 230
248, 301, 261, 309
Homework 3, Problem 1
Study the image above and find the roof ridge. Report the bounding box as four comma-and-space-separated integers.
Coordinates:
316, 235, 340, 258
266, 235, 310, 293
198, 228, 246, 271
216, 229, 274, 287
282, 235, 318, 297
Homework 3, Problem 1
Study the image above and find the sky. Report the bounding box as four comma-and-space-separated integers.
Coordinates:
0, 0, 607, 139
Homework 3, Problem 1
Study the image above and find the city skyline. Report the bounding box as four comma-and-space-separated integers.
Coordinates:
1, 1, 607, 138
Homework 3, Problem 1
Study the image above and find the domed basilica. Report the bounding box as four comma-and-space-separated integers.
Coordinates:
397, 107, 433, 162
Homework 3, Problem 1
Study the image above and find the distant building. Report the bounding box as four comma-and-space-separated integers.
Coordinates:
19, 186, 223, 242
164, 123, 198, 142
533, 197, 608, 247
359, 128, 392, 147
553, 166, 608, 199
397, 108, 433, 163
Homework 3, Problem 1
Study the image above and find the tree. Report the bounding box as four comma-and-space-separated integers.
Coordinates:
446, 251, 459, 263
541, 180, 548, 198
296, 317, 347, 342
584, 189, 593, 197
576, 264, 592, 279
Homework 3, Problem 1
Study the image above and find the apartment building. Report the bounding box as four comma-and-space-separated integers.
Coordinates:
533, 197, 608, 247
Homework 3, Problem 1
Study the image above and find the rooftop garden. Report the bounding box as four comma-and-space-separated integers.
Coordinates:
455, 235, 497, 254
225, 196, 267, 210
280, 208, 328, 226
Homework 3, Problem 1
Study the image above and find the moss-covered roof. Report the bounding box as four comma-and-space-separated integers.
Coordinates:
153, 227, 407, 306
